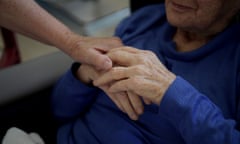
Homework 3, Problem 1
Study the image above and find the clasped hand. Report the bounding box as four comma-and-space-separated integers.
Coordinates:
76, 46, 176, 120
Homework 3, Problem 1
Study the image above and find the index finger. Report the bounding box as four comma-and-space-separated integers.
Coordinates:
107, 47, 141, 66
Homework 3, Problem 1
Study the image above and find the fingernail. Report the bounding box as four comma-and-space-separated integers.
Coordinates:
130, 114, 138, 121
137, 108, 143, 115
103, 60, 112, 70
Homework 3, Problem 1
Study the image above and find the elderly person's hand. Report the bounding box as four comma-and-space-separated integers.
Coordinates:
76, 64, 144, 120
94, 46, 176, 105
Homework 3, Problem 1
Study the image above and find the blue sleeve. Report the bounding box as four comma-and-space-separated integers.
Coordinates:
51, 64, 100, 121
159, 76, 240, 144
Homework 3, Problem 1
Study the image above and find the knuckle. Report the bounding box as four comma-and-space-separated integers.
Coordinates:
111, 67, 118, 73
135, 55, 144, 63
124, 46, 133, 50
144, 50, 155, 56
133, 65, 145, 74
111, 67, 120, 79
112, 37, 122, 43
131, 76, 141, 86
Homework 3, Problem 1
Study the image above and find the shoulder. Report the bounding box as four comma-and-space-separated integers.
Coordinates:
114, 4, 166, 42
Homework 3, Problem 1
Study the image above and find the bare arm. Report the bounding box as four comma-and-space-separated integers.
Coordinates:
0, 0, 72, 47
0, 0, 123, 70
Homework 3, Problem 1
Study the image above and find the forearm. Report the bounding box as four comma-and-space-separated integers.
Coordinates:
160, 76, 240, 144
0, 0, 77, 52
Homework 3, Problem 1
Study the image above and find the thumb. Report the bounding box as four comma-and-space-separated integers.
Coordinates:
94, 54, 113, 71
82, 48, 113, 71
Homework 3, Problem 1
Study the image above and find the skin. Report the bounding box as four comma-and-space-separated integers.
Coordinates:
94, 0, 240, 120
77, 47, 176, 120
79, 0, 240, 120
94, 47, 176, 105
165, 0, 240, 51
0, 0, 123, 70
76, 64, 144, 120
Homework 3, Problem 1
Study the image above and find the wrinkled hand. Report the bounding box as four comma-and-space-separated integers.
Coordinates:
67, 35, 123, 71
94, 46, 176, 105
76, 64, 144, 120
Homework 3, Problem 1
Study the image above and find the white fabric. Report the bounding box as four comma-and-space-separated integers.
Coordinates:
2, 127, 45, 144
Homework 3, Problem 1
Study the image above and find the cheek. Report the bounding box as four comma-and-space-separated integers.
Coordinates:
194, 3, 222, 26
197, 0, 223, 19
166, 1, 221, 30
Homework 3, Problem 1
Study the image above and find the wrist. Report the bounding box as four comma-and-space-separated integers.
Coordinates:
57, 32, 84, 59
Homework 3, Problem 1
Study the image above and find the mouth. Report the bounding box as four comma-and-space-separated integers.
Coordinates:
170, 2, 194, 13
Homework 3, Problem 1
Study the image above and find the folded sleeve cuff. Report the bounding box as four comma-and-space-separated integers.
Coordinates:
159, 76, 203, 127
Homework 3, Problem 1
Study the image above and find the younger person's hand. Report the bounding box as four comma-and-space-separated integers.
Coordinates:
67, 36, 123, 71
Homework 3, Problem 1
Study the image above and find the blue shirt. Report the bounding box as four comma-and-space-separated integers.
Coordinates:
52, 4, 240, 144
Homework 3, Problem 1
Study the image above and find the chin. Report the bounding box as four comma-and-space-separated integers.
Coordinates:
167, 15, 198, 30
167, 17, 186, 27
166, 9, 196, 28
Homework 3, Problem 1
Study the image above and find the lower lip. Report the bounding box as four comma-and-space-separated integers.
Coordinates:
171, 2, 193, 13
